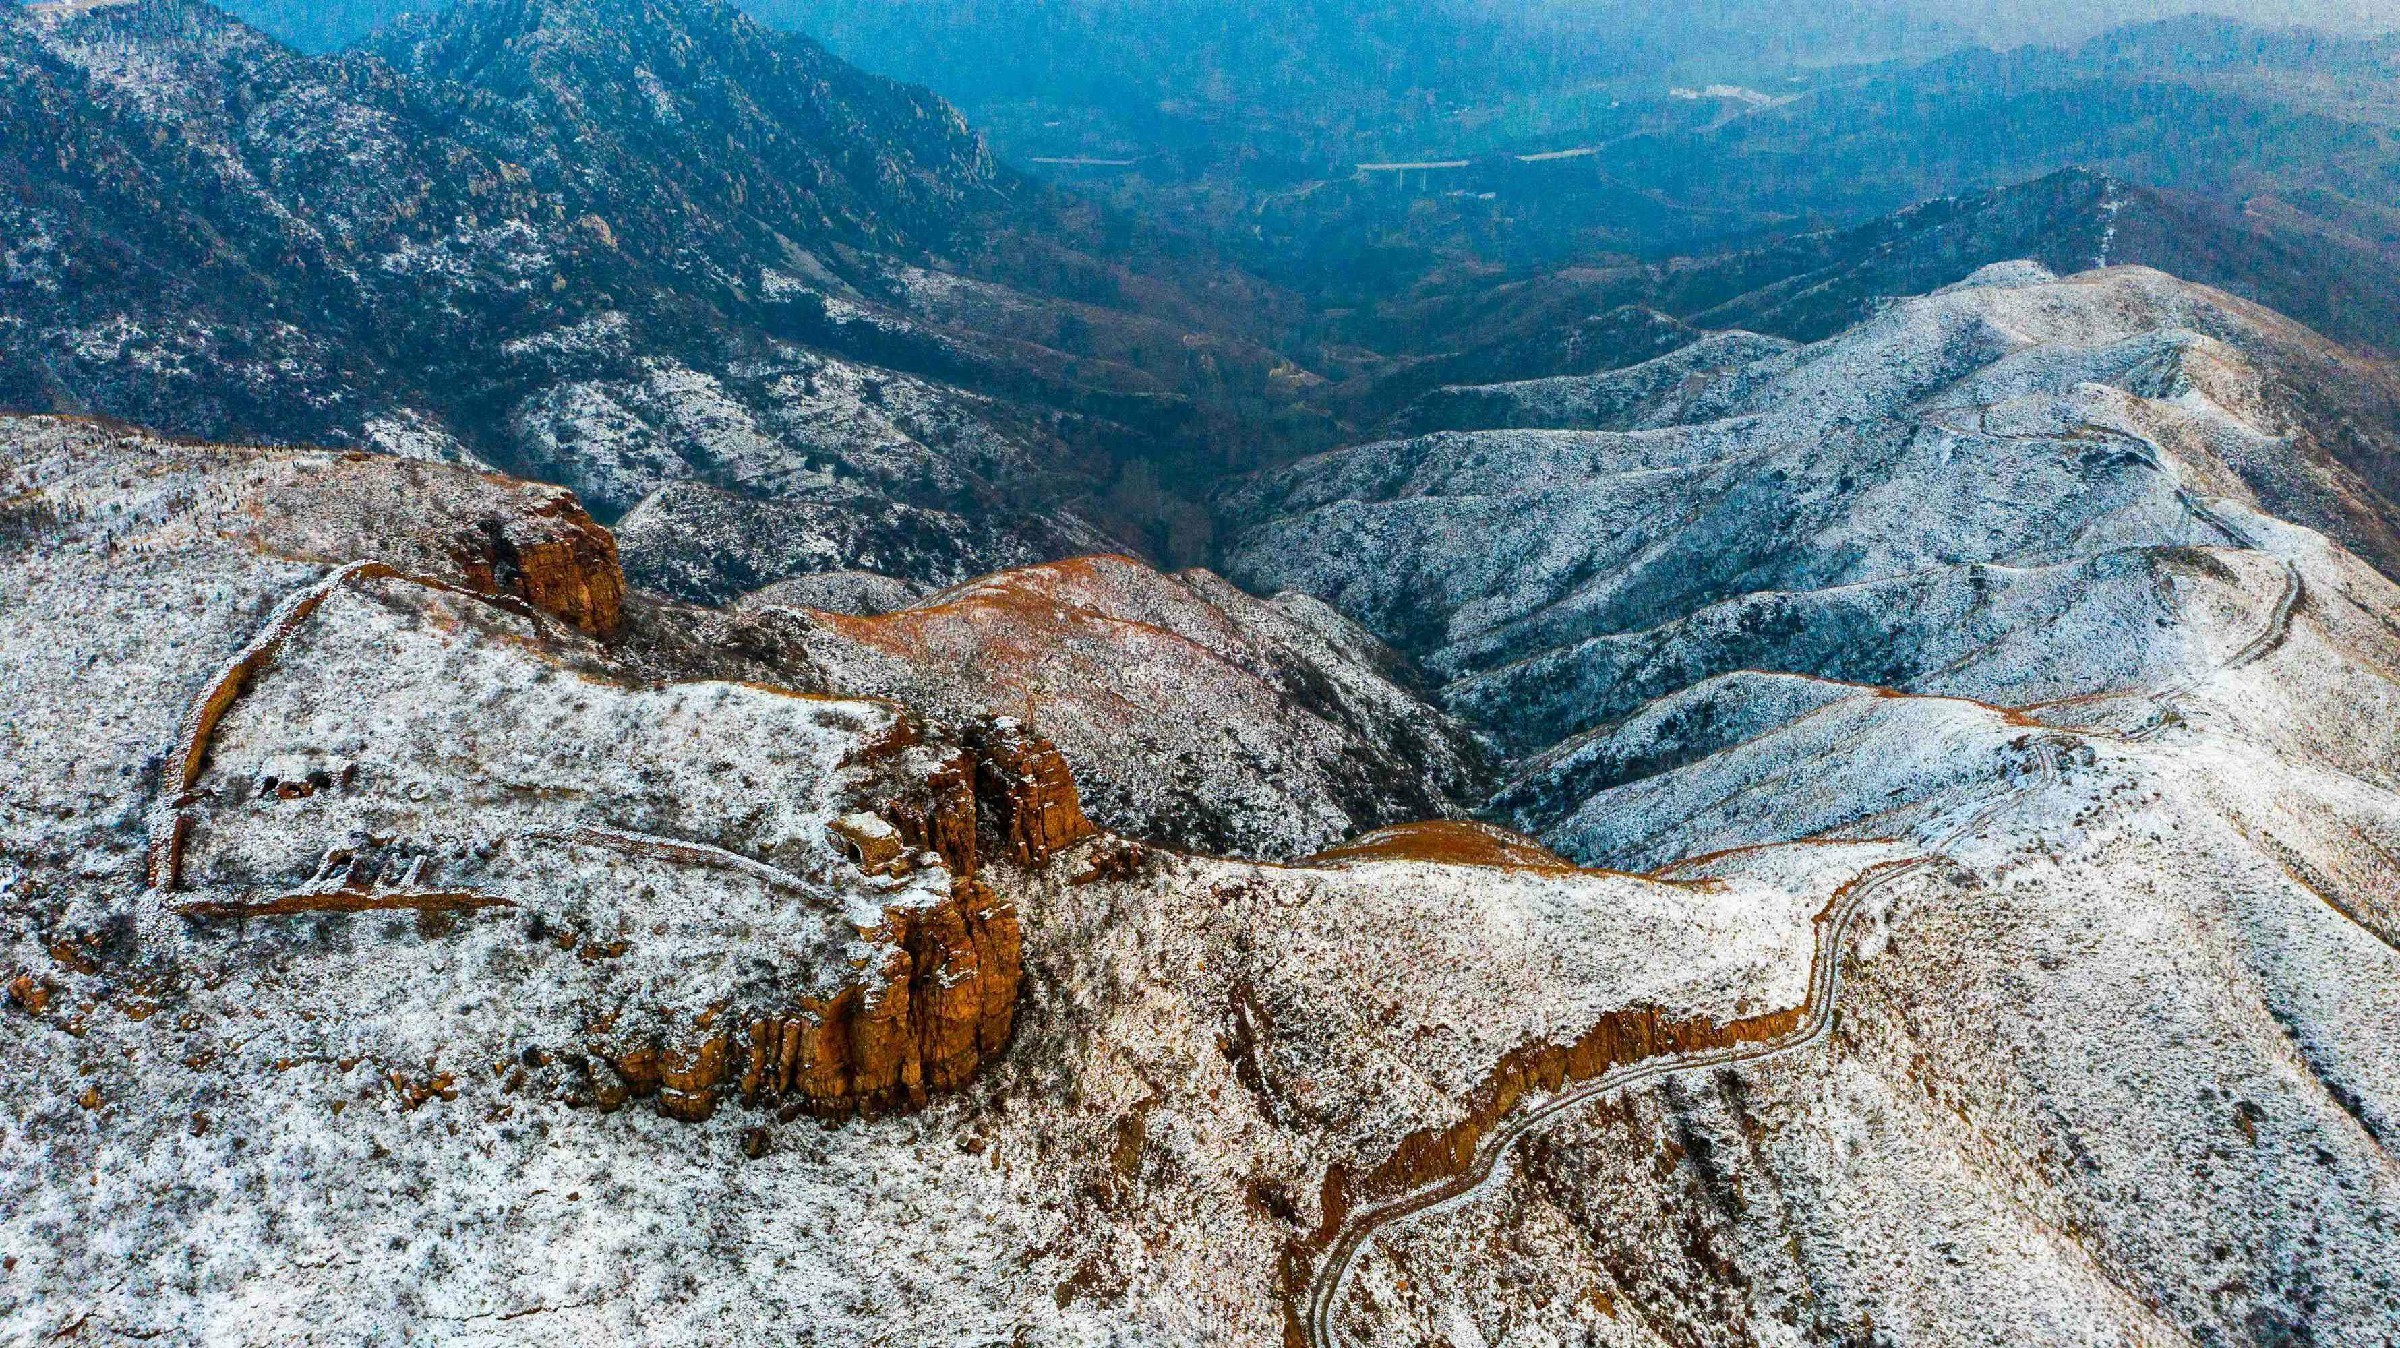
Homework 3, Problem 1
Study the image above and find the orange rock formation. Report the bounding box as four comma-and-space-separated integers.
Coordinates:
600, 722, 1084, 1123
242, 453, 625, 636
605, 877, 1024, 1123
972, 718, 1099, 865
1304, 820, 1574, 870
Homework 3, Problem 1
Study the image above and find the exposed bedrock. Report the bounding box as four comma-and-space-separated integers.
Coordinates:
609, 874, 1025, 1124
236, 448, 629, 637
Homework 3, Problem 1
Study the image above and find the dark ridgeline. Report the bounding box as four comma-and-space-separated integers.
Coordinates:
4, 0, 2396, 599
1344, 168, 2400, 423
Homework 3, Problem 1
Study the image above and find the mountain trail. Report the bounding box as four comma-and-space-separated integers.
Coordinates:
1299, 751, 2057, 1346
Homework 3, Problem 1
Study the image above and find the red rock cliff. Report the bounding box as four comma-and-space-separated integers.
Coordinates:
602, 723, 1089, 1123
972, 717, 1098, 865
243, 454, 625, 636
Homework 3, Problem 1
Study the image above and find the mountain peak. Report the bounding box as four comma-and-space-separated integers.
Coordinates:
384, 0, 775, 76
376, 0, 1003, 256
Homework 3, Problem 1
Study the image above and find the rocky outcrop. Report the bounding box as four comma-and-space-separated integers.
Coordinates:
865, 747, 983, 880
971, 717, 1099, 866
608, 714, 1075, 1124
596, 875, 1023, 1124
241, 451, 626, 637
456, 490, 624, 638
118, 489, 1102, 1128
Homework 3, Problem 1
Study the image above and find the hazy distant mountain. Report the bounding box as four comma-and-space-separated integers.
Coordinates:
203, 2, 2400, 365
0, 0, 1324, 585
748, 0, 2399, 166
1157, 14, 2400, 367
213, 0, 2400, 91
1346, 168, 2400, 420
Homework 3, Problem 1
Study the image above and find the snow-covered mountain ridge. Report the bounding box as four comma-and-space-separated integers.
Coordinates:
1233, 263, 2400, 761
0, 414, 1836, 1343
1229, 261, 2400, 1344
8, 259, 2400, 1344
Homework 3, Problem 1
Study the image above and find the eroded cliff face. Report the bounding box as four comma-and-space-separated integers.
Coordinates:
236, 452, 628, 637
606, 872, 1024, 1124
592, 730, 1083, 1125
971, 718, 1102, 866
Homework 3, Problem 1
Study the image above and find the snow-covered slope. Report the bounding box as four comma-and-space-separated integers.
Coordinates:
1230, 262, 2400, 1345
1330, 523, 2400, 1345
1232, 264, 2400, 755
13, 261, 2400, 1346
1394, 330, 1800, 436
778, 553, 1485, 858
0, 413, 1863, 1345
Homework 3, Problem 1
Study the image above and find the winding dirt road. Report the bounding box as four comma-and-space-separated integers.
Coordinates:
1300, 540, 2304, 1343
1299, 765, 2056, 1348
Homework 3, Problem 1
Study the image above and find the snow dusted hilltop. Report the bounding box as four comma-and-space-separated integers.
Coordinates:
0, 417, 1831, 1342
774, 554, 1486, 859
